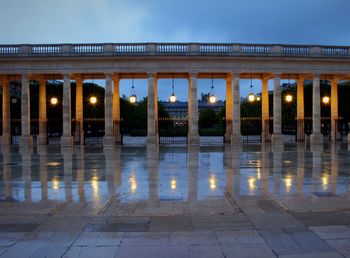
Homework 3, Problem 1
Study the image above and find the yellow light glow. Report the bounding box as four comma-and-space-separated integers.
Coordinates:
257, 167, 261, 180
50, 97, 58, 105
248, 177, 256, 191
52, 177, 59, 191
90, 175, 99, 194
256, 96, 261, 101
322, 173, 329, 190
209, 95, 217, 104
209, 175, 217, 191
322, 96, 330, 104
129, 95, 137, 104
90, 96, 97, 104
129, 174, 137, 193
285, 175, 293, 192
171, 179, 177, 190
248, 93, 255, 102
169, 94, 177, 103
285, 94, 293, 103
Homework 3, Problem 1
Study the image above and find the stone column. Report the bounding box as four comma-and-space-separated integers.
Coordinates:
75, 78, 83, 144
113, 75, 122, 144
60, 74, 73, 147
310, 74, 323, 145
296, 77, 305, 142
19, 74, 33, 146
271, 74, 283, 145
188, 73, 199, 144
147, 73, 159, 144
225, 73, 233, 143
37, 78, 47, 145
261, 77, 269, 143
231, 73, 241, 145
1, 80, 11, 145
331, 78, 338, 142
104, 74, 114, 146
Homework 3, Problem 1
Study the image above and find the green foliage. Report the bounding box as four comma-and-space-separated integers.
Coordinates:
199, 108, 219, 129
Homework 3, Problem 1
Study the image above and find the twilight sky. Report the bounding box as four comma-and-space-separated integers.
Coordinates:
1, 0, 349, 101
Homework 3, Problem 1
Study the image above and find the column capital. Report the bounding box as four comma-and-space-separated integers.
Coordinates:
112, 73, 120, 81
63, 74, 71, 80
188, 72, 198, 78
147, 72, 157, 79
226, 73, 233, 81
313, 73, 321, 79
104, 73, 113, 79
274, 73, 282, 79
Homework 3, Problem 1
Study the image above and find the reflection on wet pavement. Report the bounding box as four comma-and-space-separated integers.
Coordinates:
1, 143, 350, 257
1, 143, 350, 213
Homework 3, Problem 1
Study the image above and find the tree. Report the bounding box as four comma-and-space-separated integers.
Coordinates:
199, 108, 219, 129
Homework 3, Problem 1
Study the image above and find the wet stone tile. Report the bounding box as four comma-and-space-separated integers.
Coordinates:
310, 225, 350, 240
85, 222, 149, 232
149, 216, 193, 232
0, 224, 38, 232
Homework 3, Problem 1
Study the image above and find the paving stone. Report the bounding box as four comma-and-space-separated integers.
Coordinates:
0, 224, 38, 232
292, 211, 350, 226
191, 214, 253, 230
259, 228, 304, 255
216, 230, 265, 245
121, 232, 170, 246
310, 225, 350, 240
149, 216, 193, 231
0, 232, 26, 246
278, 252, 343, 258
85, 222, 149, 232
74, 232, 123, 246
64, 246, 118, 258
170, 231, 219, 246
222, 244, 276, 258
115, 246, 189, 258
284, 227, 333, 253
326, 239, 350, 257
189, 245, 224, 258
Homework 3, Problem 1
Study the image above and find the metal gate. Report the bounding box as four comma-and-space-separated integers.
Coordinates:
241, 117, 262, 143
158, 117, 188, 144
83, 118, 104, 145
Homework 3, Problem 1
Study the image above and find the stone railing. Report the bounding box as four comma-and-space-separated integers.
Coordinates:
0, 43, 349, 58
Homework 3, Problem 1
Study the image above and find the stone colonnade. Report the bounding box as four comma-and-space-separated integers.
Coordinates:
0, 72, 341, 146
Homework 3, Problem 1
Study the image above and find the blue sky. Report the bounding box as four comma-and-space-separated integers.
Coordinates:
1, 0, 349, 100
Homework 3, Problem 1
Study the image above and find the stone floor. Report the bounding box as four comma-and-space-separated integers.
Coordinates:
0, 142, 350, 257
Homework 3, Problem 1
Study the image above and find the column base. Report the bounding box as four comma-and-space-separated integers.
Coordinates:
188, 134, 200, 145
147, 134, 159, 145
37, 135, 47, 145
19, 136, 33, 147
103, 135, 115, 147
271, 133, 283, 145
310, 133, 323, 145
60, 136, 74, 147
231, 134, 242, 146
1, 134, 11, 145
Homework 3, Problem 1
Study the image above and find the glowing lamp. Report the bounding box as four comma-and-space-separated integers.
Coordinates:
129, 94, 137, 104
209, 95, 217, 104
285, 94, 293, 103
50, 97, 58, 105
90, 96, 97, 104
322, 96, 330, 104
169, 93, 176, 103
248, 93, 255, 102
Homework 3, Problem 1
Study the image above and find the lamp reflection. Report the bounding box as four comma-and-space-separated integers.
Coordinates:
284, 175, 293, 193
171, 179, 177, 190
129, 173, 137, 194
322, 173, 329, 191
52, 177, 59, 191
209, 175, 217, 191
248, 177, 256, 192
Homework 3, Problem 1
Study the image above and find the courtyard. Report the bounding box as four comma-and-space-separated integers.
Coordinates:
0, 142, 350, 257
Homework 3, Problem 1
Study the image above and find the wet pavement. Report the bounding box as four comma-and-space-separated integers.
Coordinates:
0, 143, 350, 257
